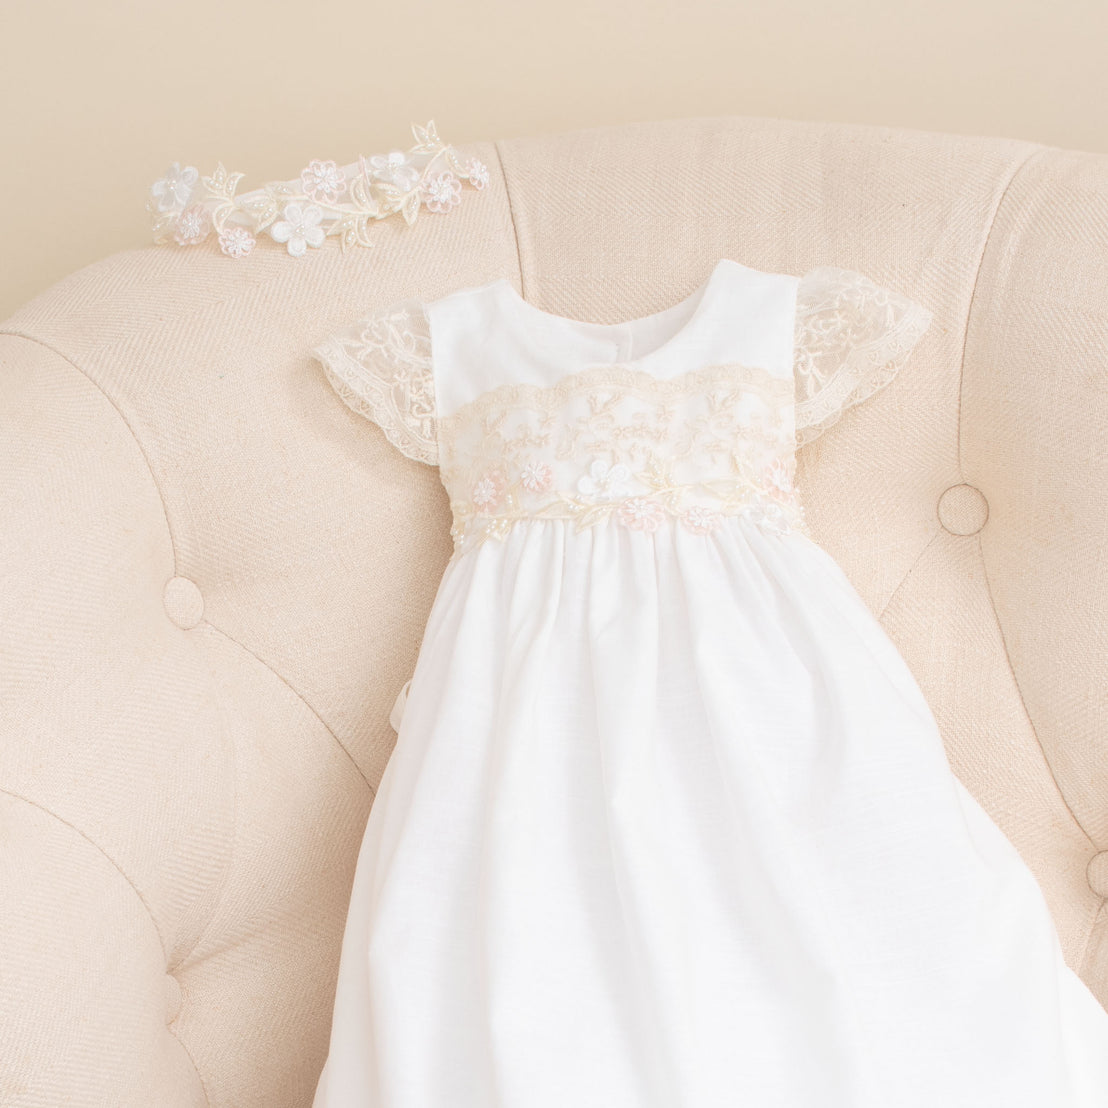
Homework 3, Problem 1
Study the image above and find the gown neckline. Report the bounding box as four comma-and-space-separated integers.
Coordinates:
491, 257, 737, 370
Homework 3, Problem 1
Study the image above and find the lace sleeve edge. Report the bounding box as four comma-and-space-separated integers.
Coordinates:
794, 287, 933, 449
312, 336, 439, 467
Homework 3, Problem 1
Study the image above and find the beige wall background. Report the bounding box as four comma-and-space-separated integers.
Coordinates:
2, 0, 1106, 321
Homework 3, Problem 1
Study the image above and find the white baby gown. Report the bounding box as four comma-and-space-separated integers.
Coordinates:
310, 258, 1108, 1107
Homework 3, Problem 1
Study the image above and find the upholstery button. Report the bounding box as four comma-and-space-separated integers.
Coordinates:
937, 484, 989, 535
1087, 851, 1108, 898
165, 974, 183, 1024
163, 576, 204, 629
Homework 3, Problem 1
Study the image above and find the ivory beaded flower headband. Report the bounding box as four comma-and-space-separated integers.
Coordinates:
145, 119, 487, 258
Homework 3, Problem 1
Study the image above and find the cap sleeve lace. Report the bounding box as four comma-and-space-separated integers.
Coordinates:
312, 298, 439, 466
793, 266, 933, 448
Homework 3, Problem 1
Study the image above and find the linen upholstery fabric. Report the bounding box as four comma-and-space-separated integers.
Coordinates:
1, 114, 1107, 1106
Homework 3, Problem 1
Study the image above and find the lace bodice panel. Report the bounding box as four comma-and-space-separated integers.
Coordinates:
311, 265, 932, 552
434, 362, 804, 554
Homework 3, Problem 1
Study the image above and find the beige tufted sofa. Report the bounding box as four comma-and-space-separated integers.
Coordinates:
3, 114, 1108, 1106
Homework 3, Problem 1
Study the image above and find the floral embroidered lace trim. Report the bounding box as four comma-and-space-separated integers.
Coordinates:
312, 266, 933, 470
793, 266, 933, 447
434, 362, 808, 554
146, 120, 486, 258
312, 297, 438, 466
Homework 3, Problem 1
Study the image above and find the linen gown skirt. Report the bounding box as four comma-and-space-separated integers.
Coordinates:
312, 512, 1108, 1108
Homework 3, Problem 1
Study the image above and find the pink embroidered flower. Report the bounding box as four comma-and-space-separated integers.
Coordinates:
422, 171, 463, 213
576, 457, 632, 501
172, 203, 212, 246
465, 157, 489, 190
270, 201, 326, 256
471, 469, 508, 510
746, 501, 791, 535
617, 497, 665, 532
760, 457, 794, 498
519, 460, 553, 493
300, 159, 347, 204
680, 505, 723, 534
151, 162, 198, 212
218, 225, 256, 258
365, 151, 421, 190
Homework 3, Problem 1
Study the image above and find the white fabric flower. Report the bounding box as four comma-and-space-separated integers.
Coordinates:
422, 171, 462, 213
465, 157, 489, 190
172, 203, 211, 246
576, 458, 633, 501
219, 225, 256, 258
300, 159, 347, 204
270, 202, 326, 256
744, 501, 792, 535
366, 151, 420, 190
151, 163, 198, 212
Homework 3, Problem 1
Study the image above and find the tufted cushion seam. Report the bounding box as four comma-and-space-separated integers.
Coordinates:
196, 617, 377, 799
876, 521, 1105, 970
954, 147, 1106, 958
0, 328, 179, 575
493, 137, 526, 296
167, 1027, 211, 1107
1079, 899, 1108, 981
956, 144, 1048, 481
168, 616, 376, 979
1, 785, 170, 963
971, 534, 1102, 918
875, 526, 943, 624
1, 793, 211, 1101
944, 147, 1108, 961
